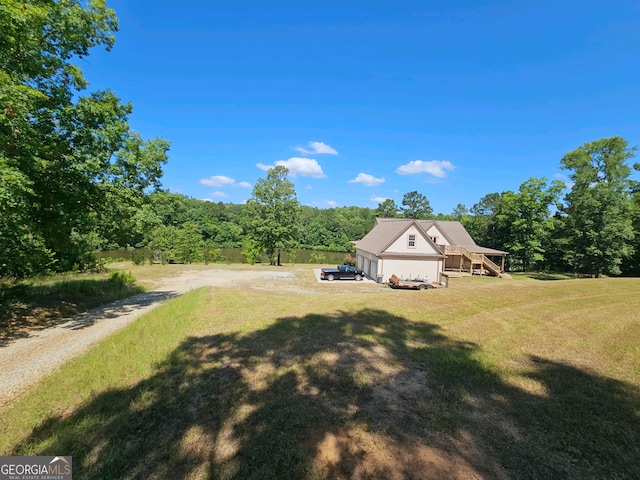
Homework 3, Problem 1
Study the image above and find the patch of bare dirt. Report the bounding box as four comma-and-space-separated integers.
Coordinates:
310, 429, 509, 480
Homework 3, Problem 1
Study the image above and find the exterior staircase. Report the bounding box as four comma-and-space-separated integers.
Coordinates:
443, 245, 503, 277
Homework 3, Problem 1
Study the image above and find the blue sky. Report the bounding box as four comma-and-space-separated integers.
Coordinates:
83, 0, 640, 214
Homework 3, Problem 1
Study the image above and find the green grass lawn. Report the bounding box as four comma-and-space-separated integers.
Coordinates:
1, 269, 639, 479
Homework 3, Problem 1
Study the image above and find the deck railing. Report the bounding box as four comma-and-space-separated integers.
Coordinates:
443, 245, 502, 276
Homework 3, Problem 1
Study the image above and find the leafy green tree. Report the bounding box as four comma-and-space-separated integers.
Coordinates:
542, 211, 573, 273
0, 0, 169, 276
211, 221, 243, 247
401, 191, 433, 219
245, 166, 300, 265
626, 175, 640, 276
0, 167, 54, 276
465, 193, 503, 250
375, 198, 400, 218
174, 221, 204, 264
148, 225, 178, 264
451, 203, 469, 220
241, 238, 263, 264
341, 206, 376, 240
497, 178, 563, 271
560, 136, 636, 276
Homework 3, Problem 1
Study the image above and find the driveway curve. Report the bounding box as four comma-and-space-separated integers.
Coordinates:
0, 267, 295, 408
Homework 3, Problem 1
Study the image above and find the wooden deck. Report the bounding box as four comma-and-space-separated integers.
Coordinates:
443, 245, 505, 277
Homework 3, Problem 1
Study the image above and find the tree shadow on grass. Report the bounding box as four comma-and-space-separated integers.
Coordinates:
0, 279, 147, 345
518, 272, 573, 281
11, 309, 640, 479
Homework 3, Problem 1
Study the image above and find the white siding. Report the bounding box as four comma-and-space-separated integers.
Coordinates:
379, 257, 442, 283
426, 224, 449, 246
386, 225, 440, 254
356, 250, 380, 281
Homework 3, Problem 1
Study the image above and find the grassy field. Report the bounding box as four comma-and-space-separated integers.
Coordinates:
1, 266, 639, 479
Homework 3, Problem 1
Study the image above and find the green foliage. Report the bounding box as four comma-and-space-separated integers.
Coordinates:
309, 252, 327, 264
560, 136, 636, 276
287, 249, 297, 266
108, 270, 136, 288
451, 203, 469, 220
148, 225, 177, 264
131, 250, 148, 266
173, 221, 203, 264
401, 191, 433, 219
297, 205, 374, 252
245, 166, 300, 265
203, 249, 226, 264
146, 222, 205, 264
465, 193, 503, 251
375, 198, 400, 218
625, 183, 640, 276
0, 0, 168, 277
342, 255, 356, 266
497, 178, 563, 271
241, 239, 263, 264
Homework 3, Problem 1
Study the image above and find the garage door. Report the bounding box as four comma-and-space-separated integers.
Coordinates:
369, 261, 378, 281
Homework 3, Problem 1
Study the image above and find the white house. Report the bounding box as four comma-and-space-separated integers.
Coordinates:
353, 218, 508, 283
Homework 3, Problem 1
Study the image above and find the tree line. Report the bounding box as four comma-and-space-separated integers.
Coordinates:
2, 2, 639, 278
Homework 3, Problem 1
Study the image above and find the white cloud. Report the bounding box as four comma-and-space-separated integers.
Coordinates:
348, 173, 385, 187
200, 175, 251, 188
396, 160, 455, 178
257, 157, 326, 178
311, 200, 338, 207
201, 193, 228, 201
370, 195, 389, 203
200, 175, 235, 187
294, 141, 338, 156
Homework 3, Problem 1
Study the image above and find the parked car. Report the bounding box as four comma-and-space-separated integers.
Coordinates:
320, 264, 366, 281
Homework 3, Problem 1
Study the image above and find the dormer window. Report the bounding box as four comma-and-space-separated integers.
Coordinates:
408, 234, 416, 248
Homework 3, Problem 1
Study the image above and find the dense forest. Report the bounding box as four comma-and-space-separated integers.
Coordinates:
2, 2, 640, 278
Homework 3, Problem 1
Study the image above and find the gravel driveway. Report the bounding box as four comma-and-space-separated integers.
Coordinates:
0, 267, 296, 408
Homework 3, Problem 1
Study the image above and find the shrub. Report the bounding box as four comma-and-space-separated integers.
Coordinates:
309, 252, 326, 264
342, 255, 356, 266
204, 249, 226, 264
132, 251, 147, 266
108, 270, 136, 288
242, 241, 263, 264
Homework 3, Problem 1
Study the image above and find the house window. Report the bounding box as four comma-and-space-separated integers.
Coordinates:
408, 234, 416, 248
431, 236, 438, 244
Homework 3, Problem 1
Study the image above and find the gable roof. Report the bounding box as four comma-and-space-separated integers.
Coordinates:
355, 218, 508, 256
353, 219, 426, 255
